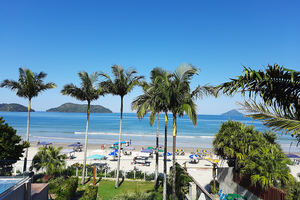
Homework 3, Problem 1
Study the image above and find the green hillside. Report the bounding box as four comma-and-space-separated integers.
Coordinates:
0, 103, 35, 112
46, 103, 113, 113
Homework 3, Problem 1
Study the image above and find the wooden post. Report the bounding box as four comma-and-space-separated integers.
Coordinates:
93, 164, 96, 185
213, 163, 216, 192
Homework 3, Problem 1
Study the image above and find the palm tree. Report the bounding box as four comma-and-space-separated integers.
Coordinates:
239, 144, 294, 190
32, 146, 67, 175
61, 71, 103, 185
167, 63, 217, 199
131, 67, 170, 191
217, 64, 300, 138
99, 65, 144, 188
0, 68, 56, 172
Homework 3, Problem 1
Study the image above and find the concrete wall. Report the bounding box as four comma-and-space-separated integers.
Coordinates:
217, 167, 262, 200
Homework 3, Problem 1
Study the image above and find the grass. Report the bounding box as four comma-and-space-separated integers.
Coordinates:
76, 178, 164, 200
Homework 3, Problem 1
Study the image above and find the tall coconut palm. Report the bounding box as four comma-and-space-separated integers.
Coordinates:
167, 63, 217, 199
131, 67, 170, 191
61, 71, 103, 185
99, 65, 144, 188
0, 68, 57, 172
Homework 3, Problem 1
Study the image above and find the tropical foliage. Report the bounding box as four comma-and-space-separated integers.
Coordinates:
132, 63, 216, 199
217, 64, 300, 140
285, 181, 300, 200
32, 146, 67, 175
0, 117, 30, 175
131, 67, 171, 191
0, 68, 56, 171
213, 120, 294, 190
61, 71, 103, 185
99, 65, 144, 188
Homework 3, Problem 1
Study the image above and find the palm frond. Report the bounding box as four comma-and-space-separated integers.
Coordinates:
237, 100, 300, 136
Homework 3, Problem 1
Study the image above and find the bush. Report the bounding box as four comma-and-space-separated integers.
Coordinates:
209, 180, 219, 194
112, 189, 155, 200
285, 181, 300, 200
80, 185, 98, 200
48, 176, 67, 194
169, 165, 193, 198
56, 176, 79, 200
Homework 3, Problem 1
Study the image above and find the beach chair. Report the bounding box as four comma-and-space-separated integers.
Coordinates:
218, 189, 222, 197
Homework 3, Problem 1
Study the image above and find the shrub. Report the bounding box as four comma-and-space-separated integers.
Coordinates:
56, 176, 79, 200
48, 176, 66, 194
80, 185, 98, 200
209, 180, 219, 194
112, 189, 155, 200
169, 165, 193, 198
285, 181, 300, 200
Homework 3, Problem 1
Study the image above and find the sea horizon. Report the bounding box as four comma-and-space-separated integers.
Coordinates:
1, 111, 299, 152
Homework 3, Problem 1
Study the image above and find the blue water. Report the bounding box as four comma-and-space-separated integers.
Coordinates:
0, 179, 20, 194
0, 112, 299, 151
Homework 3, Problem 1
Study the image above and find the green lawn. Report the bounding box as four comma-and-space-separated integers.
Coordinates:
76, 178, 164, 200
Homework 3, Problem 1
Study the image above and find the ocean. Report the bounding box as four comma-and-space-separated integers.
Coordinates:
0, 112, 299, 152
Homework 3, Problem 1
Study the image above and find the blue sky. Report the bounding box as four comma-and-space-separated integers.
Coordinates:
1, 0, 299, 114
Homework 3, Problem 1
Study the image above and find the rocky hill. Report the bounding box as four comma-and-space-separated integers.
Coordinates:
221, 109, 243, 116
0, 103, 35, 112
46, 103, 113, 113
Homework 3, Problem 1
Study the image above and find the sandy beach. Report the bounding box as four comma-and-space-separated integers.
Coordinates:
13, 141, 300, 188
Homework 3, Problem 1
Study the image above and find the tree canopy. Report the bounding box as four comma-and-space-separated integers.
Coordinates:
213, 120, 294, 190
217, 64, 300, 140
0, 117, 30, 175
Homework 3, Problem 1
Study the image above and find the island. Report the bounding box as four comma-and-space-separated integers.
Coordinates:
46, 103, 113, 113
221, 109, 243, 116
0, 103, 35, 112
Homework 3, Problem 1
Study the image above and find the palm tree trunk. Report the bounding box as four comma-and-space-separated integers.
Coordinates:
115, 96, 123, 188
81, 101, 90, 185
172, 113, 177, 199
23, 98, 31, 172
154, 112, 159, 190
163, 113, 168, 200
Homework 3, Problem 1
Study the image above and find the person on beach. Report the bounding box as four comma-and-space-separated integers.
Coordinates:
37, 140, 40, 146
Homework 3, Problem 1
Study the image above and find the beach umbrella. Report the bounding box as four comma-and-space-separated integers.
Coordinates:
159, 144, 163, 147
195, 150, 199, 152
108, 151, 118, 157
213, 159, 220, 163
38, 142, 52, 146
114, 141, 126, 145
158, 149, 164, 152
206, 157, 212, 162
202, 150, 207, 153
180, 149, 185, 152
86, 154, 105, 160
68, 142, 83, 147
189, 154, 198, 159
163, 152, 172, 156
147, 147, 154, 150
123, 146, 135, 150
286, 153, 300, 158
141, 148, 153, 153
61, 149, 75, 154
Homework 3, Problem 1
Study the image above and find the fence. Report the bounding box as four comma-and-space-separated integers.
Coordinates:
232, 170, 287, 200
